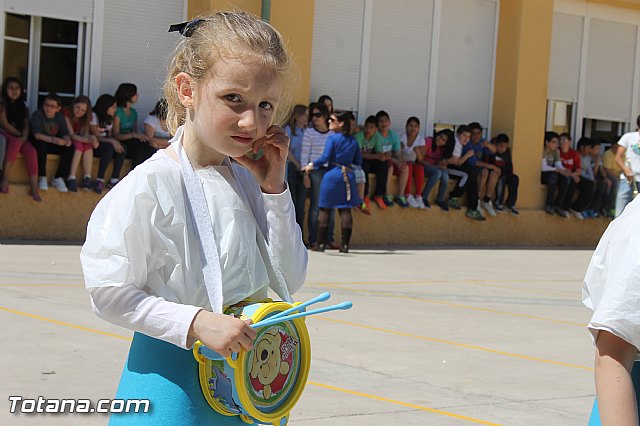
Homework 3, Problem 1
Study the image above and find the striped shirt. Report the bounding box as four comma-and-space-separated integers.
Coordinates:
300, 127, 333, 165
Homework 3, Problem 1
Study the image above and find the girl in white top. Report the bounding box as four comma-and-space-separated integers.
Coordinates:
143, 99, 171, 150
400, 117, 426, 209
80, 12, 307, 425
614, 117, 640, 217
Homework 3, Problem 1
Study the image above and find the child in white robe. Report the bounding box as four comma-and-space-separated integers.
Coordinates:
80, 12, 307, 424
584, 196, 640, 425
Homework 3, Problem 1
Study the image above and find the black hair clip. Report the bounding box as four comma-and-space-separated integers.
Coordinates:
168, 19, 206, 37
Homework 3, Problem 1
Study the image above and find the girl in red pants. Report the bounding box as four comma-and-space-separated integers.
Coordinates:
0, 77, 40, 201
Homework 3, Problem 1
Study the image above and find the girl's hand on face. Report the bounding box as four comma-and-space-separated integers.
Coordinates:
234, 125, 289, 194
189, 310, 257, 357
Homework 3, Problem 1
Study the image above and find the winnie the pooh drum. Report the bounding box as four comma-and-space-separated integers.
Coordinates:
193, 293, 352, 426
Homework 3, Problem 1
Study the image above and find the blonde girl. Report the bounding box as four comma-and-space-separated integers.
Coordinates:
80, 12, 306, 425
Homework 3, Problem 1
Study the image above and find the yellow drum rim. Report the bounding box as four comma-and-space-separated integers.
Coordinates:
234, 302, 311, 424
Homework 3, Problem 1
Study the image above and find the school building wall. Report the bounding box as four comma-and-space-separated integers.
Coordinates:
1, 0, 635, 245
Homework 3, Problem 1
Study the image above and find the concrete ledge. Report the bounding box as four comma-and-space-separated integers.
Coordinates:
6, 155, 131, 184
0, 183, 609, 247
1, 155, 607, 246
346, 205, 607, 247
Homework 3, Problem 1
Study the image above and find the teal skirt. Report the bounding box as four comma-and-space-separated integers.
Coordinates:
110, 332, 245, 425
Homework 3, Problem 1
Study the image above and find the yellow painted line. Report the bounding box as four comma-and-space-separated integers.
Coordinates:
0, 306, 132, 341
318, 285, 586, 327
2, 305, 500, 425
318, 317, 593, 371
307, 381, 502, 425
310, 279, 577, 298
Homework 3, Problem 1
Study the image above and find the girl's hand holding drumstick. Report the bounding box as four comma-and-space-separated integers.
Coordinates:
189, 310, 257, 358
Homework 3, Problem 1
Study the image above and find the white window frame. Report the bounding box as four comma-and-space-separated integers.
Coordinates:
353, 0, 499, 136
554, 0, 640, 137
0, 10, 90, 109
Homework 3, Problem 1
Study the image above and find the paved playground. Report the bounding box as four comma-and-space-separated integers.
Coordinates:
0, 244, 596, 425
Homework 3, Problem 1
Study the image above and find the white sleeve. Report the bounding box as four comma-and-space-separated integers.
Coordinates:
90, 112, 98, 126
300, 131, 312, 165
452, 140, 462, 158
554, 160, 565, 170
541, 158, 556, 172
618, 133, 630, 149
89, 285, 202, 349
262, 186, 308, 296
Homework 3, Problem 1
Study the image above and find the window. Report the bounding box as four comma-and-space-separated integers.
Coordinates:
37, 17, 81, 107
582, 118, 626, 148
2, 13, 86, 109
3, 13, 30, 87
434, 123, 455, 133
546, 100, 574, 137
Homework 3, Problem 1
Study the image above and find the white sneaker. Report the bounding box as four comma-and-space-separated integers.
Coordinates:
416, 197, 427, 209
51, 177, 68, 193
569, 209, 584, 220
482, 200, 497, 217
406, 194, 419, 208
38, 177, 48, 191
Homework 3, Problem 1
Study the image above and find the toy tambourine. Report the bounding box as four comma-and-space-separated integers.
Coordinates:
193, 292, 352, 426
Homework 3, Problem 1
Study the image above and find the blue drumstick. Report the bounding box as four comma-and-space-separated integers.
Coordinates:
262, 292, 331, 322
251, 301, 353, 329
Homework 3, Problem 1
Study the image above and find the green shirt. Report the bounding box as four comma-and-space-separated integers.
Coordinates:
379, 129, 400, 153
115, 107, 138, 135
354, 130, 383, 154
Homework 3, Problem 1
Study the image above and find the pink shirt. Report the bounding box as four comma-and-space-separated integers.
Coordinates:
424, 137, 444, 165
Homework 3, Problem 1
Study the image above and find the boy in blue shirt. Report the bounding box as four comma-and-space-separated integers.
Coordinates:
469, 122, 500, 216
446, 125, 485, 221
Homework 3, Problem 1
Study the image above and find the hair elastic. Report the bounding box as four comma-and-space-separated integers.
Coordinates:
168, 19, 207, 37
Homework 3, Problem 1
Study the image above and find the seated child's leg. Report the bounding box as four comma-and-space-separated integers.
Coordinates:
69, 147, 83, 180
506, 174, 519, 207
415, 164, 425, 195
82, 148, 93, 177
595, 330, 639, 426
404, 163, 413, 196
487, 170, 499, 199
397, 163, 409, 197
541, 171, 558, 207
437, 168, 449, 202
371, 160, 388, 197
478, 168, 489, 199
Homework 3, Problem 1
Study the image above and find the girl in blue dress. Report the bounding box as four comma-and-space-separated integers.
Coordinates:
303, 112, 362, 253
